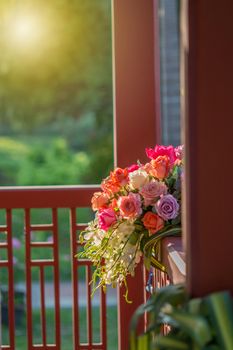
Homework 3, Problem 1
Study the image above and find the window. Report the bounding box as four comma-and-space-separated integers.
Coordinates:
159, 0, 180, 146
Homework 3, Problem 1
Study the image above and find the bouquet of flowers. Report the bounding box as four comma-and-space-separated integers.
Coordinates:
80, 145, 183, 298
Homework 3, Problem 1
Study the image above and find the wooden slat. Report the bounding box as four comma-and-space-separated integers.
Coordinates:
30, 242, 54, 248
87, 265, 93, 346
31, 260, 54, 266
30, 224, 54, 231
32, 346, 57, 349
52, 208, 61, 350
70, 207, 80, 349
79, 345, 106, 350
75, 224, 88, 231
100, 284, 107, 349
0, 243, 8, 248
40, 267, 47, 347
25, 208, 33, 349
0, 186, 100, 209
6, 209, 15, 349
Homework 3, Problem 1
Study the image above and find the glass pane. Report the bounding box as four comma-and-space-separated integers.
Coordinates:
0, 0, 113, 186
159, 0, 181, 146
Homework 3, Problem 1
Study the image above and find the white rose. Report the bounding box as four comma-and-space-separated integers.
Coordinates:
129, 169, 149, 189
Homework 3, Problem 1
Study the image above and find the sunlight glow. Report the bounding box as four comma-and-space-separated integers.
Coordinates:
7, 14, 45, 49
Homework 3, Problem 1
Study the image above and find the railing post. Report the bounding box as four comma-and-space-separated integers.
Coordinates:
112, 1, 161, 348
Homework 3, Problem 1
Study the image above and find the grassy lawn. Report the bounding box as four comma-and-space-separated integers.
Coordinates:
2, 306, 118, 350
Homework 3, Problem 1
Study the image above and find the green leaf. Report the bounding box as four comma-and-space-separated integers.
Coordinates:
129, 231, 140, 245
203, 291, 233, 350
153, 334, 190, 349
138, 333, 150, 350
143, 246, 152, 270
188, 298, 202, 315
171, 214, 181, 226
162, 311, 212, 347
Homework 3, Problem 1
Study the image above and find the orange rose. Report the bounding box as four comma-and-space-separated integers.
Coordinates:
109, 198, 120, 213
150, 155, 170, 179
101, 177, 121, 194
91, 192, 109, 211
142, 211, 164, 235
110, 167, 129, 186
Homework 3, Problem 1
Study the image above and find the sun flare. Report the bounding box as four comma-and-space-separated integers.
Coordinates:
5, 12, 46, 50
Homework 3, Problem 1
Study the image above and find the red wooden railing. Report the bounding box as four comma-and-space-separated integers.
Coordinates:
143, 267, 169, 330
0, 185, 171, 350
0, 186, 107, 350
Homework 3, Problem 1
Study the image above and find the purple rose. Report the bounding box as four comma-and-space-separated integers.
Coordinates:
155, 194, 179, 220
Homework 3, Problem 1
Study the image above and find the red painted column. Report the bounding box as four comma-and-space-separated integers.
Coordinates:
112, 1, 161, 349
112, 0, 161, 168
183, 0, 233, 297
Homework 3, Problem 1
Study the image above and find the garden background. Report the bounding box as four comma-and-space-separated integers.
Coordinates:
0, 1, 116, 348
0, 0, 113, 282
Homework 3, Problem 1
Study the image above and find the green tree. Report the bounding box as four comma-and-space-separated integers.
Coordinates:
0, 0, 113, 185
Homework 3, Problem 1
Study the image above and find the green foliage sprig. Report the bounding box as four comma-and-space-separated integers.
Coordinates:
130, 284, 233, 350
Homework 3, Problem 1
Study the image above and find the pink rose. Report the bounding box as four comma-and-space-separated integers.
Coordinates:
117, 193, 142, 219
145, 145, 177, 165
140, 181, 167, 206
98, 208, 117, 231
127, 164, 140, 173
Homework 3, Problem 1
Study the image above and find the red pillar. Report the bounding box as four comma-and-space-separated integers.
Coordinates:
112, 1, 161, 349
183, 0, 233, 297
112, 0, 161, 168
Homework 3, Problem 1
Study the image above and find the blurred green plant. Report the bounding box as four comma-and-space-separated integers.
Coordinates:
0, 136, 93, 185
0, 137, 28, 184
17, 138, 91, 185
130, 284, 233, 350
0, 0, 113, 186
